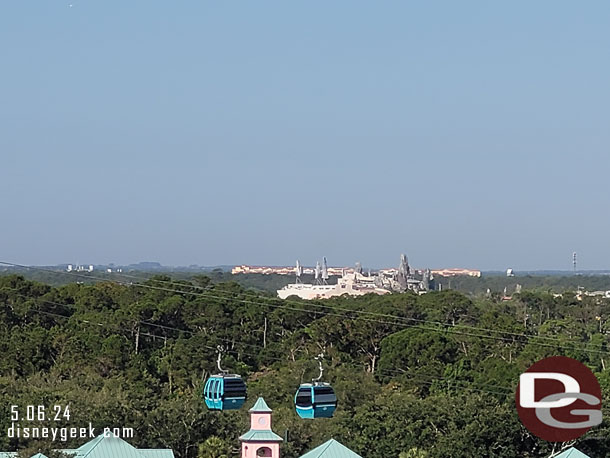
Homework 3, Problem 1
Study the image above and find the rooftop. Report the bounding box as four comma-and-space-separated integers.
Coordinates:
239, 430, 284, 442
555, 448, 591, 458
299, 439, 362, 458
249, 397, 272, 413
0, 434, 174, 458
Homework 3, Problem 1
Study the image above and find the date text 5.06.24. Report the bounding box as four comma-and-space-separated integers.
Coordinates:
11, 405, 70, 422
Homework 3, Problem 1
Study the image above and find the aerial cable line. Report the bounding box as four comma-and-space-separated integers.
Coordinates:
24, 307, 515, 398
1, 261, 608, 355
2, 280, 609, 359
193, 286, 601, 349
3, 259, 599, 349
0, 260, 593, 343
0, 261, 544, 329
27, 307, 610, 406
3, 292, 517, 395
2, 261, 544, 342
2, 282, 608, 359
26, 300, 605, 399
5, 285, 610, 357
4, 288, 608, 387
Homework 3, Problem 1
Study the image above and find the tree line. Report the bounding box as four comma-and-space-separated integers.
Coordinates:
0, 274, 609, 457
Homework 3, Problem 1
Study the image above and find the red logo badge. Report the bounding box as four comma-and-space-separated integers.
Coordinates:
516, 356, 602, 441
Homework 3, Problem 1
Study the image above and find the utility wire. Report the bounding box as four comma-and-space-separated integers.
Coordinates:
1, 261, 609, 356
4, 287, 516, 395
1, 267, 609, 358
26, 307, 514, 398
0, 290, 585, 396
0, 261, 578, 344
5, 283, 610, 357
1, 259, 601, 347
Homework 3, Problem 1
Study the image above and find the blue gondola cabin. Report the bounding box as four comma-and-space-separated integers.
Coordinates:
294, 383, 337, 419
204, 375, 247, 410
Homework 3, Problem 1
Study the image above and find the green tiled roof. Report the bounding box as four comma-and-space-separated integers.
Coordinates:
0, 454, 46, 458
300, 439, 361, 458
138, 451, 174, 458
73, 434, 104, 456
555, 448, 591, 458
239, 430, 283, 442
249, 397, 272, 413
0, 434, 174, 458
71, 433, 147, 458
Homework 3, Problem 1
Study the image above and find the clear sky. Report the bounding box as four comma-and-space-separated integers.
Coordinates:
1, 1, 609, 270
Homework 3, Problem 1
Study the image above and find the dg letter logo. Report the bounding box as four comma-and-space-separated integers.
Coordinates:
516, 356, 602, 442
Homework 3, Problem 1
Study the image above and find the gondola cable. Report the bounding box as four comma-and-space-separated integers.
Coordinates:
24, 307, 516, 398
1, 260, 607, 354
3, 282, 609, 358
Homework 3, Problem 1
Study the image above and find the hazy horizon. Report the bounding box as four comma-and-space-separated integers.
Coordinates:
2, 258, 604, 274
2, 1, 610, 271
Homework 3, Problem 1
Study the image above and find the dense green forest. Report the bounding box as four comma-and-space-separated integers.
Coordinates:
439, 274, 610, 296
0, 274, 609, 457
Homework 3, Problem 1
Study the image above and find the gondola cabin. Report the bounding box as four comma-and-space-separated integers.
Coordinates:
294, 382, 337, 419
204, 375, 247, 411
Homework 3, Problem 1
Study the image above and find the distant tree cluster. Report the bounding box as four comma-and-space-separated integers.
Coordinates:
435, 273, 610, 296
0, 274, 609, 457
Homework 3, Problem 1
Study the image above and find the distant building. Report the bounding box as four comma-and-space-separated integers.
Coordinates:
431, 268, 481, 277
238, 397, 361, 458
277, 270, 392, 300
232, 265, 348, 276
277, 255, 434, 300
576, 289, 610, 300
233, 264, 482, 278
240, 398, 282, 458
67, 264, 94, 273
506, 268, 514, 277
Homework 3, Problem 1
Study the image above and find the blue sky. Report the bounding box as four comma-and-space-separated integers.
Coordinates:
1, 1, 609, 270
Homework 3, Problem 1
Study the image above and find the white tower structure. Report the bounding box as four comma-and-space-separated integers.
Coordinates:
321, 257, 329, 285
573, 252, 577, 273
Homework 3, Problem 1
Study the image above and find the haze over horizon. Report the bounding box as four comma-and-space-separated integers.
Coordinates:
0, 255, 599, 275
2, 1, 609, 271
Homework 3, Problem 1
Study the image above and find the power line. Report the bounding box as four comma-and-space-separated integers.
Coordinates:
5, 264, 610, 413
24, 306, 514, 398
0, 262, 542, 340
2, 261, 609, 356
0, 287, 594, 398
0, 260, 590, 345
5, 281, 610, 358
